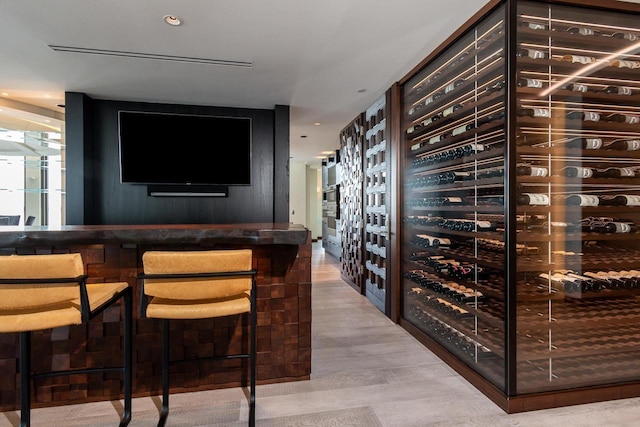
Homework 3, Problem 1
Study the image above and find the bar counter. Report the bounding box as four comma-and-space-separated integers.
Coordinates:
0, 223, 311, 411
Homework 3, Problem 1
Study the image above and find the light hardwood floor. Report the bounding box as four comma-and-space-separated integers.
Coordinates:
3, 241, 640, 426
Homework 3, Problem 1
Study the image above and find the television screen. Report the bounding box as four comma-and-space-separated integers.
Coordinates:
118, 111, 251, 185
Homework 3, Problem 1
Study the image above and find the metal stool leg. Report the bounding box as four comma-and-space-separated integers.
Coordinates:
158, 319, 170, 427
120, 288, 133, 427
19, 332, 31, 427
249, 281, 257, 427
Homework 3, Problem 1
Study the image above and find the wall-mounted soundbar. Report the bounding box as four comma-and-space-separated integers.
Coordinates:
147, 185, 229, 197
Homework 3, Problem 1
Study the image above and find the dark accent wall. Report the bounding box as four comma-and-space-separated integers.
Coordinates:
65, 92, 290, 225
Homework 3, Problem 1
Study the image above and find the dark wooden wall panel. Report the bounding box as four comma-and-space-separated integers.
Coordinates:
65, 94, 286, 225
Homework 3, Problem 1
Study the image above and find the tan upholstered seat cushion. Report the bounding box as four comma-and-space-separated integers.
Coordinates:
146, 292, 251, 320
0, 303, 82, 333
83, 282, 129, 311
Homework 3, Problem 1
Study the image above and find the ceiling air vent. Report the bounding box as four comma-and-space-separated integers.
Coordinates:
48, 45, 252, 68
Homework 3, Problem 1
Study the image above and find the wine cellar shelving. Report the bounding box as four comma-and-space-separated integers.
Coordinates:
398, 0, 640, 411
364, 93, 391, 313
321, 151, 341, 259
340, 115, 365, 291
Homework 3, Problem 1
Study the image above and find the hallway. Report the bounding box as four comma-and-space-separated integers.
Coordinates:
2, 242, 640, 426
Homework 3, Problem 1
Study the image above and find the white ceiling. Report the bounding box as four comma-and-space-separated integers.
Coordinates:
1, 0, 639, 168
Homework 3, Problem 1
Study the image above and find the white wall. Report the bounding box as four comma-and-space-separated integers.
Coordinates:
289, 161, 322, 240
306, 167, 322, 240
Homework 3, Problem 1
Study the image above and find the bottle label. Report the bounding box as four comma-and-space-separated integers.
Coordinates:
620, 87, 634, 95
525, 79, 543, 88
576, 195, 600, 206
476, 221, 492, 229
452, 125, 467, 136
407, 126, 417, 134
442, 106, 454, 117
625, 33, 640, 41
425, 96, 433, 105
532, 108, 550, 118
625, 115, 640, 124
525, 193, 550, 205
428, 136, 440, 144
573, 84, 588, 92
565, 55, 596, 64
620, 195, 640, 206
583, 111, 600, 121
444, 82, 456, 93
578, 27, 595, 36
612, 222, 632, 233
626, 140, 640, 150
619, 168, 635, 177
613, 60, 640, 69
469, 143, 485, 152
585, 138, 603, 149
531, 166, 548, 177
550, 222, 568, 227
527, 49, 545, 59
408, 107, 416, 115
572, 167, 593, 178
528, 22, 546, 30
445, 197, 463, 203
410, 142, 422, 151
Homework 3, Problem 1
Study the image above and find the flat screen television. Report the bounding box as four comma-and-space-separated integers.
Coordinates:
118, 111, 251, 186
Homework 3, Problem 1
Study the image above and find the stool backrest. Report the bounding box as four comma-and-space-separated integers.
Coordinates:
142, 249, 253, 300
0, 253, 85, 309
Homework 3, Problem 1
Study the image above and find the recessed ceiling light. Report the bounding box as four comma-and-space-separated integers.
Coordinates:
1, 92, 8, 96
314, 122, 321, 126
163, 15, 182, 26
44, 94, 51, 98
357, 88, 367, 93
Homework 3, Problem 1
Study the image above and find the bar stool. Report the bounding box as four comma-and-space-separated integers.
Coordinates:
138, 249, 257, 427
0, 253, 132, 427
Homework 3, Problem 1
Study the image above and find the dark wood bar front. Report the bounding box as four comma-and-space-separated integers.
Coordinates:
0, 223, 311, 411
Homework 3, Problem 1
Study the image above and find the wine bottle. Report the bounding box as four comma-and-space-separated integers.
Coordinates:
517, 193, 550, 206
516, 164, 548, 177
516, 48, 547, 59
452, 124, 474, 136
518, 108, 551, 118
558, 166, 594, 178
603, 85, 634, 95
567, 27, 599, 36
462, 143, 487, 156
603, 140, 640, 151
485, 80, 505, 93
564, 194, 600, 206
562, 82, 588, 92
562, 55, 596, 64
527, 221, 581, 233
442, 103, 464, 117
517, 78, 544, 88
407, 124, 422, 134
611, 32, 640, 41
603, 113, 640, 124
521, 21, 547, 30
408, 104, 423, 116
601, 167, 639, 178
566, 111, 600, 121
564, 137, 603, 149
610, 59, 640, 69
410, 142, 423, 151
598, 194, 640, 206
590, 221, 635, 233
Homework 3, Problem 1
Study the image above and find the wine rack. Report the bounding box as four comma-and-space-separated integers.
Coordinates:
397, 0, 640, 412
321, 151, 341, 259
340, 115, 365, 291
364, 93, 390, 313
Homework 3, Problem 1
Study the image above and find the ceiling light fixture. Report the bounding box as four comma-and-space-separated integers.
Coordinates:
1, 93, 8, 96
163, 15, 182, 26
314, 122, 321, 126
